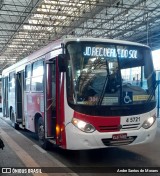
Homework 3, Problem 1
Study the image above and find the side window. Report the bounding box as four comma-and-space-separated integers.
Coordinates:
31, 60, 44, 92
51, 62, 56, 102
9, 72, 15, 92
25, 64, 31, 91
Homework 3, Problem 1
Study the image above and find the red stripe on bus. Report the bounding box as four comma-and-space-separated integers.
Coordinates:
56, 57, 66, 148
56, 58, 60, 145
60, 75, 66, 149
73, 111, 120, 132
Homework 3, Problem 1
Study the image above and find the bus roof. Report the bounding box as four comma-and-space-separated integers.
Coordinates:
62, 37, 149, 48
2, 37, 149, 75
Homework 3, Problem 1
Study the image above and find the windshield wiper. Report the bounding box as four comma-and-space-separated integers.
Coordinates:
97, 75, 109, 105
97, 45, 121, 106
145, 80, 158, 104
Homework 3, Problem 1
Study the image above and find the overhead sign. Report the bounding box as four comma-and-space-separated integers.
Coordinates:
83, 46, 138, 59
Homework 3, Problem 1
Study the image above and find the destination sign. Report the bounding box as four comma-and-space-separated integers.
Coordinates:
83, 46, 138, 59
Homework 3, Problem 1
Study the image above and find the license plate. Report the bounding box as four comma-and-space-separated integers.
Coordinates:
126, 116, 141, 123
112, 133, 127, 140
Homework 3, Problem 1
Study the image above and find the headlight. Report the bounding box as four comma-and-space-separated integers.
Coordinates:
142, 114, 156, 129
71, 118, 95, 133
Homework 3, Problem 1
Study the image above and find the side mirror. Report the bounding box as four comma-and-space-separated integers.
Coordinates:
58, 54, 67, 72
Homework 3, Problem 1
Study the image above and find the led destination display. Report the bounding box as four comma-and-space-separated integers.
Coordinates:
83, 46, 138, 59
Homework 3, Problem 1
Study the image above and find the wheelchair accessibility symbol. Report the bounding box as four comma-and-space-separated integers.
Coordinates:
123, 91, 133, 104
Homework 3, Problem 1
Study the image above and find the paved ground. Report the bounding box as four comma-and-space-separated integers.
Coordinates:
157, 118, 160, 128
0, 117, 78, 176
0, 114, 160, 176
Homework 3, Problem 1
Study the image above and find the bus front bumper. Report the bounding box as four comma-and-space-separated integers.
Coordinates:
65, 120, 157, 150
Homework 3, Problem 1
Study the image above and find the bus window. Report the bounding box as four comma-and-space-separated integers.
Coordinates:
9, 72, 15, 92
31, 60, 44, 92
121, 67, 142, 86
51, 63, 56, 108
25, 64, 31, 91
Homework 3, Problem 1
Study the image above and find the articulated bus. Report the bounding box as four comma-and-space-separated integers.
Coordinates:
2, 38, 157, 150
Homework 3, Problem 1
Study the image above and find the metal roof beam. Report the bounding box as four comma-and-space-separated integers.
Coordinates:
0, 0, 43, 54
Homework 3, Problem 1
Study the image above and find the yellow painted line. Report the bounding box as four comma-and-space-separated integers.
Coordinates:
0, 128, 48, 176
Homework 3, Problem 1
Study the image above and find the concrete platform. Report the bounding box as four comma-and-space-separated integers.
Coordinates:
0, 117, 78, 176
157, 118, 160, 132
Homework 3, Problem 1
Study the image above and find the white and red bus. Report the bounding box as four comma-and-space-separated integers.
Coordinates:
2, 38, 157, 150
0, 77, 2, 112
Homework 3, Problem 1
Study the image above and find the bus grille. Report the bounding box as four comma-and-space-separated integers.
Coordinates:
121, 123, 140, 130
102, 136, 137, 146
98, 123, 140, 132
98, 126, 120, 132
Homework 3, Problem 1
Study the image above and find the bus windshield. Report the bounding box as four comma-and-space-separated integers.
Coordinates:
66, 41, 156, 106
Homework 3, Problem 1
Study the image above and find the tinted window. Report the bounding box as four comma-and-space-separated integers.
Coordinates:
25, 65, 31, 91
31, 60, 44, 92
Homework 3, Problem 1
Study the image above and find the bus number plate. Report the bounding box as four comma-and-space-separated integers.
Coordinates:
126, 117, 140, 123
112, 133, 127, 140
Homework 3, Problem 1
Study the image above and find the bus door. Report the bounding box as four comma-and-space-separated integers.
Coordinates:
2, 77, 9, 117
44, 59, 56, 140
15, 71, 24, 122
0, 78, 2, 112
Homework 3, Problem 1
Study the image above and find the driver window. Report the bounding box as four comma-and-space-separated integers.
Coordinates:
78, 58, 107, 96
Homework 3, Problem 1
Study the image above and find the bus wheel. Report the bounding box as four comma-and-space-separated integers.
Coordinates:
11, 109, 19, 130
37, 117, 48, 150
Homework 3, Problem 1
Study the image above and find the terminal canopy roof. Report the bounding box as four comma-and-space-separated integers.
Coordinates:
0, 0, 159, 73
